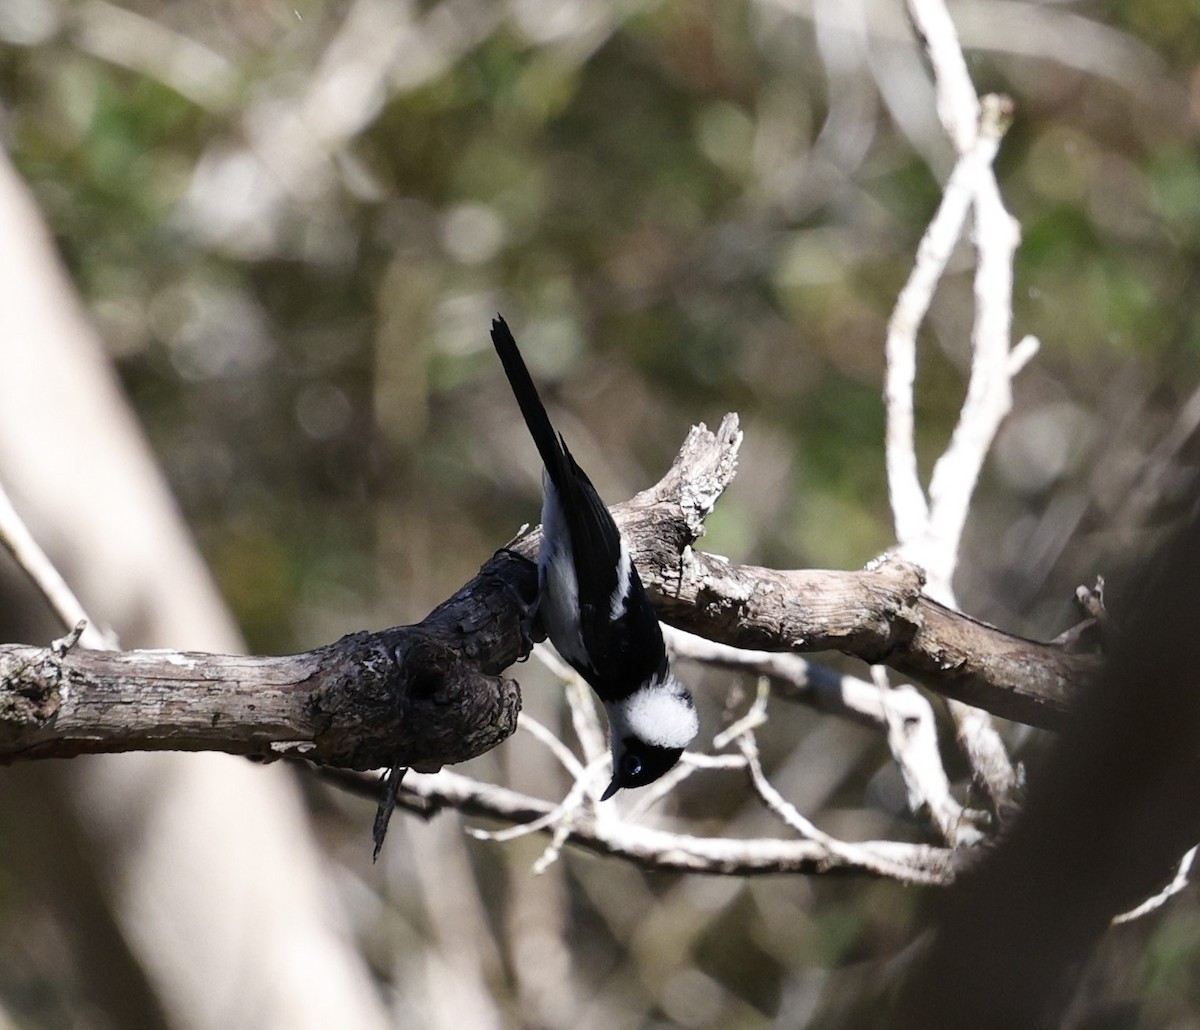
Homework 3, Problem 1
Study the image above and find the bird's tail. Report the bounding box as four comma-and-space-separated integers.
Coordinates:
491, 316, 569, 487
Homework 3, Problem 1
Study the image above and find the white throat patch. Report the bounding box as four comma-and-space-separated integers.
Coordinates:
608, 675, 699, 750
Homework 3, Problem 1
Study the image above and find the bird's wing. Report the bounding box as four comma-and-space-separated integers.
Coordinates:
491, 315, 665, 695
559, 448, 665, 694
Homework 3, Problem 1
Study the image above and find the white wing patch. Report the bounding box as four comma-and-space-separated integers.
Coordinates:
609, 541, 632, 621
537, 478, 588, 667
608, 674, 699, 750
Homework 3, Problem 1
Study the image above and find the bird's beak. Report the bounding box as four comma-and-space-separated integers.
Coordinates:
601, 775, 621, 801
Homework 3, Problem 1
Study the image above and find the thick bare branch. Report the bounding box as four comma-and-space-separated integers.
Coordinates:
1, 417, 1096, 766
504, 417, 1092, 728
648, 553, 1089, 730
0, 551, 533, 768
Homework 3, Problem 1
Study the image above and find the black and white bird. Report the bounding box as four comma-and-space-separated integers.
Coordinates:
491, 316, 699, 799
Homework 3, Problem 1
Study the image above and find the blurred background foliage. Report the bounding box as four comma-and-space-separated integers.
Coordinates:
2, 0, 1200, 1026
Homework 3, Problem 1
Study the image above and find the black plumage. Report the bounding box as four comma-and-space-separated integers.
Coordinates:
490, 316, 667, 702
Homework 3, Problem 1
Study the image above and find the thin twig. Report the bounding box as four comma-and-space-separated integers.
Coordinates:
0, 477, 115, 650
468, 776, 590, 845
872, 666, 985, 847
711, 676, 771, 750
668, 626, 979, 846
517, 712, 589, 784
1113, 845, 1198, 924
923, 98, 1028, 586
357, 767, 963, 882
734, 735, 951, 885
530, 642, 609, 766
905, 0, 981, 153
621, 758, 698, 821
883, 110, 1004, 555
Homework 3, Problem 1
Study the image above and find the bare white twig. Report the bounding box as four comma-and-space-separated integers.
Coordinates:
883, 105, 1004, 561
881, 0, 1034, 818
531, 820, 572, 875
872, 667, 985, 847
667, 626, 978, 846
711, 676, 771, 750
566, 677, 608, 768
734, 735, 951, 884
906, 0, 980, 152
621, 758, 697, 821
467, 775, 589, 846
394, 768, 960, 883
0, 477, 116, 650
1008, 334, 1040, 377
619, 754, 748, 823
1113, 845, 1198, 925
923, 98, 1029, 587
884, 135, 994, 544
944, 698, 1019, 815
532, 642, 608, 766
666, 625, 899, 727
516, 713, 590, 784
737, 734, 825, 841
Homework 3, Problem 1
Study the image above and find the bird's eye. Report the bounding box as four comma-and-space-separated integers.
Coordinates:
621, 753, 643, 780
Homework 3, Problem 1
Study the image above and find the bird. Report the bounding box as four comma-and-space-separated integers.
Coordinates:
491, 316, 699, 799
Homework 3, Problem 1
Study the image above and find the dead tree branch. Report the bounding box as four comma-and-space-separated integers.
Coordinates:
1, 416, 1097, 767
0, 551, 533, 767
321, 766, 967, 882
508, 417, 1094, 729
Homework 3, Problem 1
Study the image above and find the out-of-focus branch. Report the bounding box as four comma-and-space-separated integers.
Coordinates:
664, 627, 984, 846
0, 479, 116, 651
878, 0, 1042, 816
322, 766, 965, 883
893, 504, 1200, 1025
1112, 845, 1197, 925
906, 0, 980, 150
0, 142, 391, 1030
2, 414, 1097, 768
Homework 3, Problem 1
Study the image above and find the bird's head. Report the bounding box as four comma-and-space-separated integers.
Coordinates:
602, 738, 686, 799
601, 671, 699, 800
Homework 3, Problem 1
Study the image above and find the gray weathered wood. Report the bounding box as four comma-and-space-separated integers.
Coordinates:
0, 415, 1100, 770
0, 551, 534, 768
